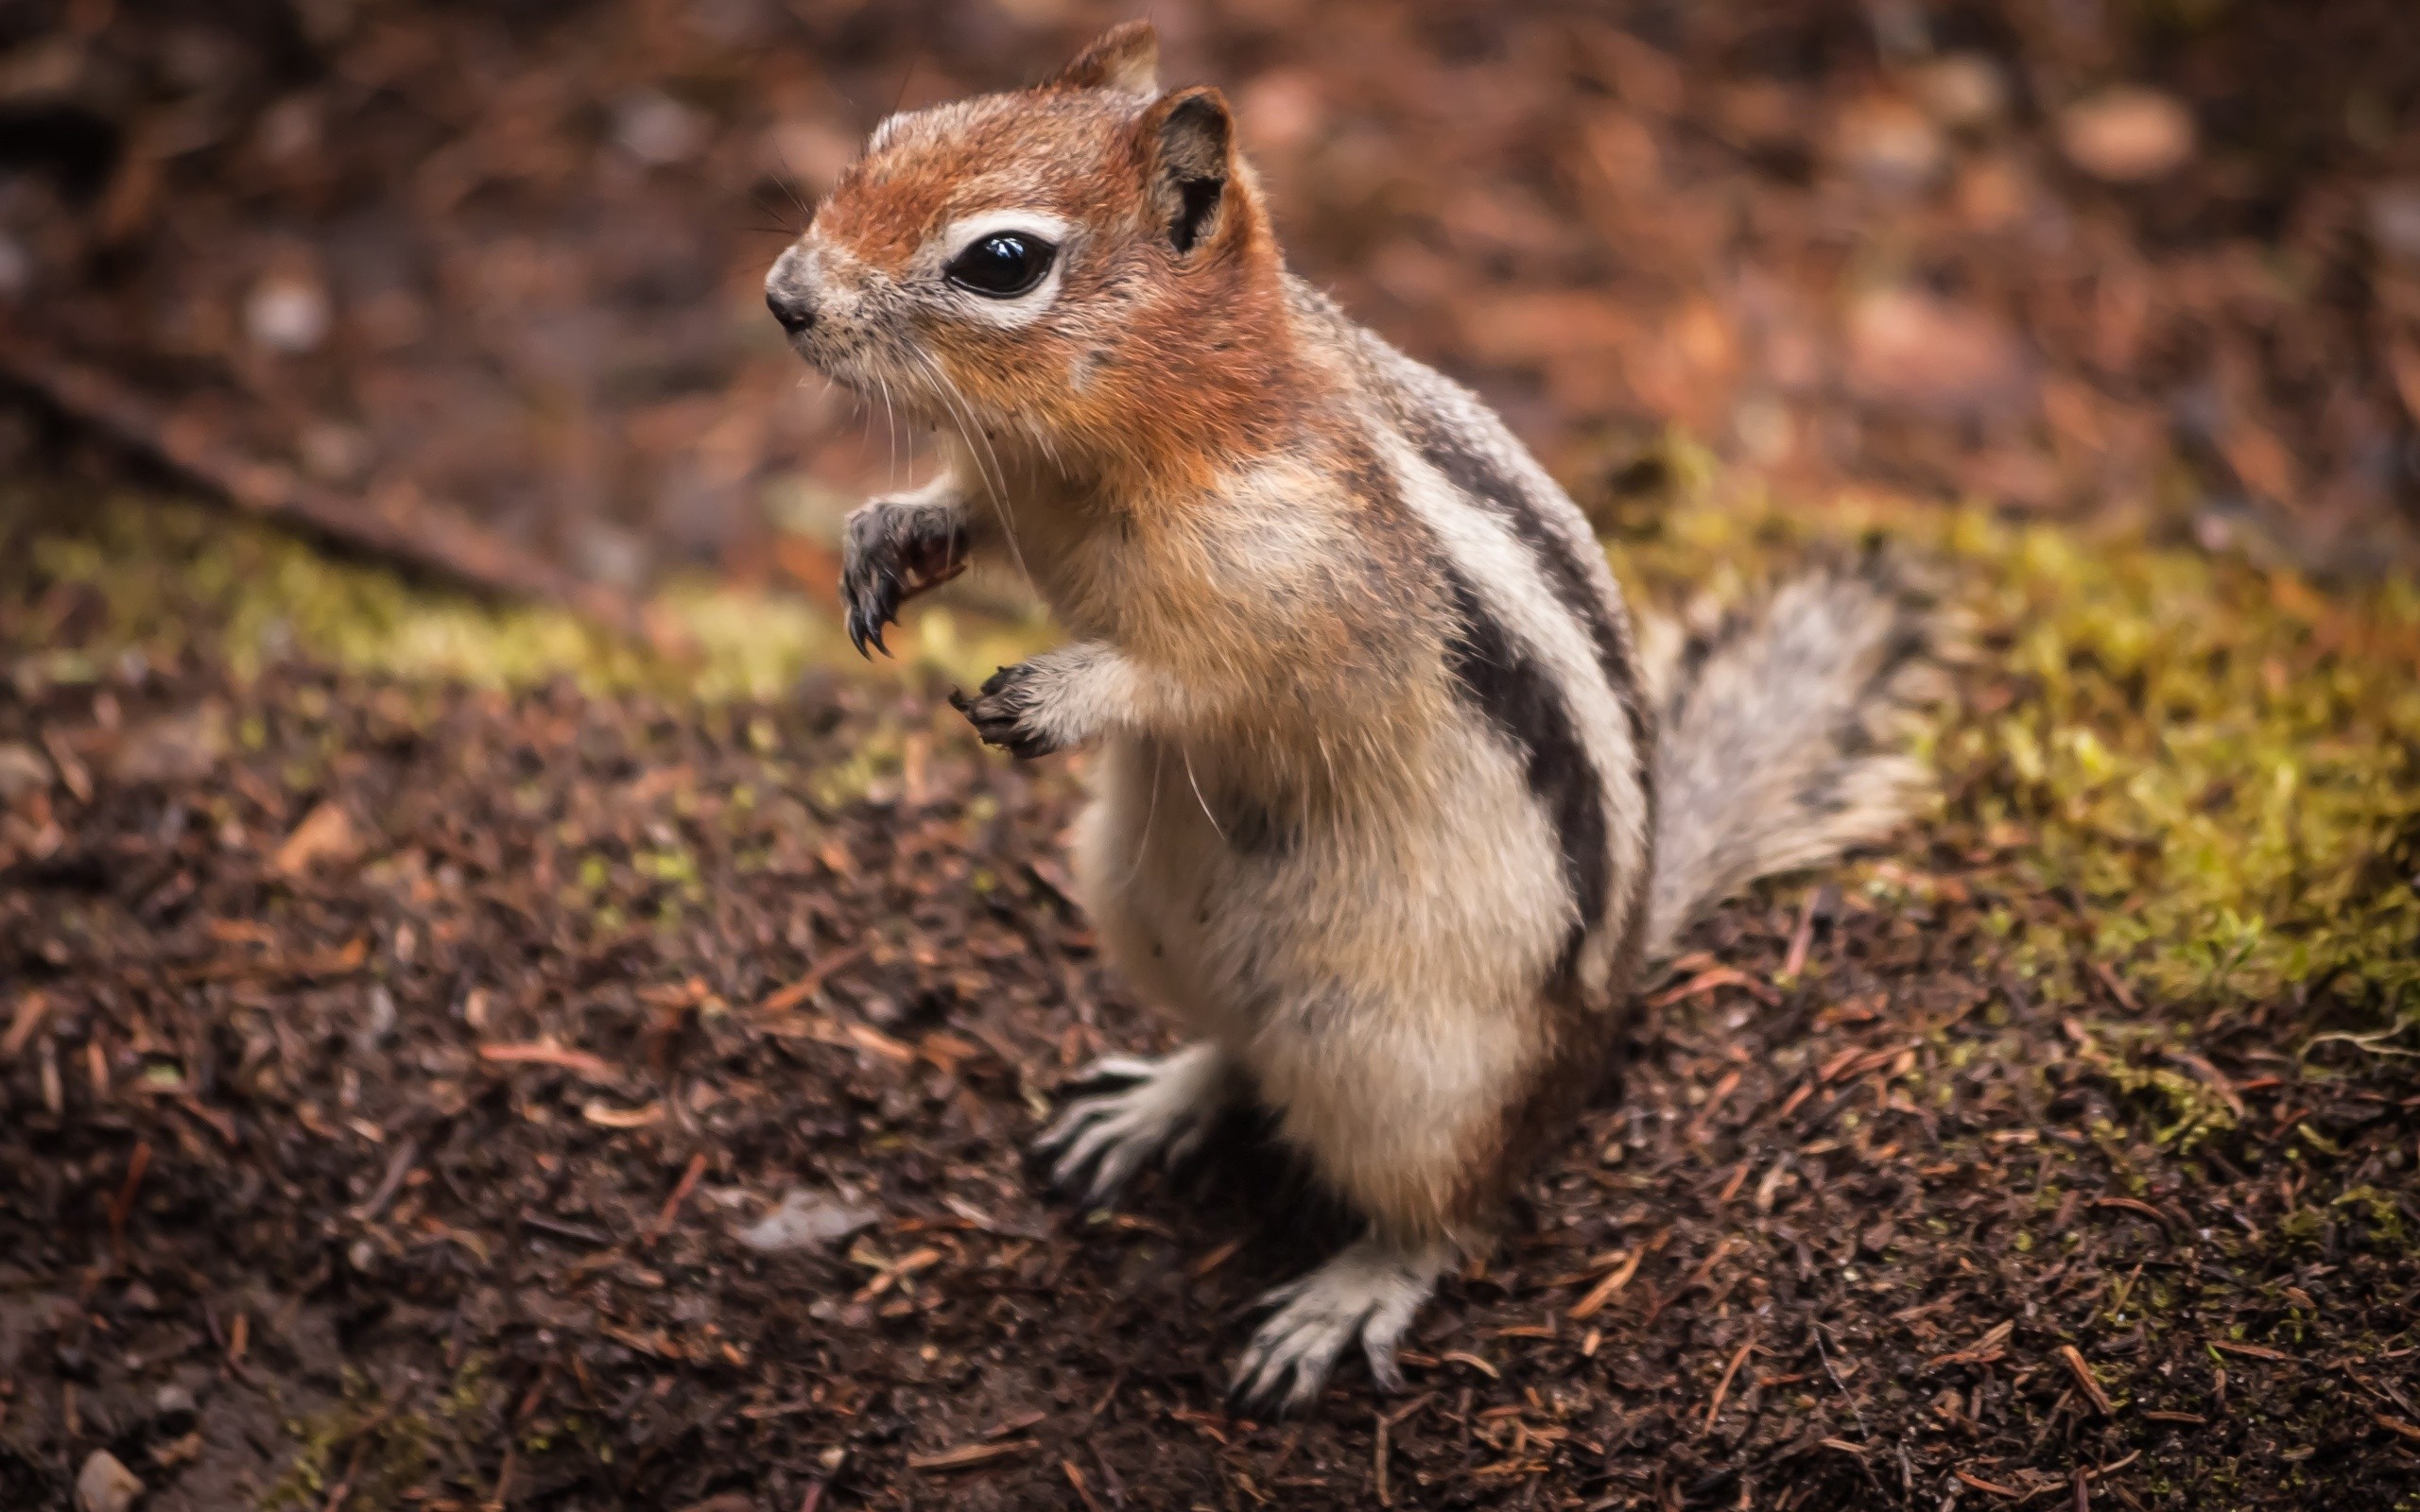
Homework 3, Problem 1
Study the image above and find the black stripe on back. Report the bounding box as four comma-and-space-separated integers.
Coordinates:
1438, 561, 1612, 995
1419, 430, 1648, 753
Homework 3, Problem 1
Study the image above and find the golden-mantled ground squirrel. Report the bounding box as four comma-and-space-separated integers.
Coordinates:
766, 22, 1947, 1411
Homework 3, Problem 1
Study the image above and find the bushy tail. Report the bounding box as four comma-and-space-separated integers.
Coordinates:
1640, 546, 1955, 959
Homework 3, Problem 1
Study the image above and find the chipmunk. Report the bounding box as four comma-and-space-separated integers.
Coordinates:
765, 22, 1947, 1411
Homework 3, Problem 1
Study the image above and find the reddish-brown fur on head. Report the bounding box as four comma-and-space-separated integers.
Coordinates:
765, 23, 1306, 495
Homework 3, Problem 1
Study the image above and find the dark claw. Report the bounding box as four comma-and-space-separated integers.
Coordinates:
841, 501, 957, 662
951, 663, 1062, 760
1226, 1368, 1284, 1417
847, 569, 898, 660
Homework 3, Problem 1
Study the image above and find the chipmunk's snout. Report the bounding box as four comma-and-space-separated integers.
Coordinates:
765, 284, 815, 335
764, 245, 820, 337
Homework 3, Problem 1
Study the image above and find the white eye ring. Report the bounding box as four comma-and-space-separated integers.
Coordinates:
934, 212, 1074, 327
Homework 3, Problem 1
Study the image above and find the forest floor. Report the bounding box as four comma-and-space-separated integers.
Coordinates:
2, 482, 2416, 1512
7, 1, 2420, 1506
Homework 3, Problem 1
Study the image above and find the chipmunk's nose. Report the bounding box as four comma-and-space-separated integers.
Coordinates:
766, 284, 817, 335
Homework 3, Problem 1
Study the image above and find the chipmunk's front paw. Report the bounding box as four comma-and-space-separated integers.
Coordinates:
840, 498, 966, 658
950, 662, 1063, 759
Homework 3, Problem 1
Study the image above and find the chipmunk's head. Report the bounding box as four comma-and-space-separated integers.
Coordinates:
766, 22, 1289, 472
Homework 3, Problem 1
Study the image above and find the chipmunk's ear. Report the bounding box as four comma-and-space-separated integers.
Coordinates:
1048, 20, 1158, 95
1141, 85, 1234, 255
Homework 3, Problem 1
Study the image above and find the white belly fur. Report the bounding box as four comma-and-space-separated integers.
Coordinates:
1068, 720, 1570, 1237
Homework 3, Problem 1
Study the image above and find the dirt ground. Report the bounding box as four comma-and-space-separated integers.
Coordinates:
3, 486, 2417, 1510
6, 1, 2420, 1508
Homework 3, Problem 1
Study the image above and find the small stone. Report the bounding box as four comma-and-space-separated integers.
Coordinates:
112, 706, 227, 785
0, 741, 50, 801
2368, 182, 2420, 266
569, 520, 650, 590
1845, 286, 2031, 420
614, 90, 709, 166
734, 1189, 881, 1254
355, 983, 397, 1052
245, 273, 331, 353
1832, 93, 1946, 193
255, 94, 320, 164
76, 1450, 144, 1512
2057, 87, 2195, 183
272, 799, 359, 875
299, 421, 370, 483
1911, 53, 2009, 131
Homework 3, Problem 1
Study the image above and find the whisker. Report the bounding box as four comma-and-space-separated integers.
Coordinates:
1121, 739, 1165, 888
912, 350, 1029, 587
1182, 746, 1226, 843
760, 138, 817, 225
876, 373, 900, 494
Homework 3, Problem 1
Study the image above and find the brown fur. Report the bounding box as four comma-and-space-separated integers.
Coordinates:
765, 24, 1947, 1409
810, 83, 1302, 503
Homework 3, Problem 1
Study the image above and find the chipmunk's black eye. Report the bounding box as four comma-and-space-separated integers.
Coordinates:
945, 232, 1056, 297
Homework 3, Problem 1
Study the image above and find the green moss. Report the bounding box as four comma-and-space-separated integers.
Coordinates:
1948, 519, 2420, 1016
2, 489, 1050, 698
263, 1369, 432, 1511
2332, 1184, 2409, 1244
2095, 1057, 2240, 1148
1609, 490, 2420, 1025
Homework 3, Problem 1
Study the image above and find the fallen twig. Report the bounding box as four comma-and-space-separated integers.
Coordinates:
1568, 1230, 1666, 1320
0, 334, 640, 632
754, 945, 871, 1016
477, 1041, 620, 1083
1, 991, 51, 1062
2209, 1339, 2293, 1363
1645, 966, 1780, 1010
645, 1153, 710, 1246
107, 1140, 151, 1262
2057, 1345, 2114, 1415
351, 1137, 421, 1222
1703, 1334, 1756, 1434
907, 1440, 1035, 1471
1374, 1404, 1391, 1506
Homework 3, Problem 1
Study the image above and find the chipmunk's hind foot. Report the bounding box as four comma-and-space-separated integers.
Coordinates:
1036, 1042, 1231, 1204
1228, 1235, 1450, 1415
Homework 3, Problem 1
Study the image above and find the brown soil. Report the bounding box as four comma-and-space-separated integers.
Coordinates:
6, 2, 2420, 1507
3, 491, 2415, 1511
